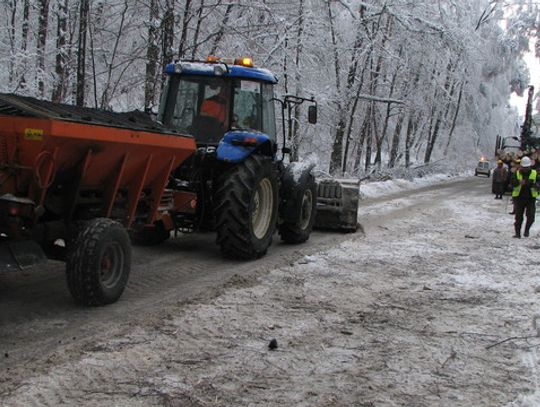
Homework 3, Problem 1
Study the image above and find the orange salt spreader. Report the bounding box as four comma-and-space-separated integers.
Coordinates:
0, 93, 196, 305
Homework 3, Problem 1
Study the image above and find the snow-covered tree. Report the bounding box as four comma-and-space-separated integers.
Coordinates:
0, 0, 534, 173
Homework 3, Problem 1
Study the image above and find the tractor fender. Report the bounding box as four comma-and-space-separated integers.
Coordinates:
216, 130, 273, 163
279, 161, 316, 223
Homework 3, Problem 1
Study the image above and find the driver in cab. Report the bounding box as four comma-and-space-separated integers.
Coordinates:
200, 85, 228, 124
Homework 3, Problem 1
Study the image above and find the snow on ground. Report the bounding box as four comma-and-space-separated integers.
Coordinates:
359, 172, 468, 199
3, 174, 540, 406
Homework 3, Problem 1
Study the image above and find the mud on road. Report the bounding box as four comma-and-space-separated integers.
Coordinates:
2, 176, 539, 406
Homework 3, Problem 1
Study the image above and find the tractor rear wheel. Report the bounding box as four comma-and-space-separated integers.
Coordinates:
214, 155, 278, 259
279, 174, 317, 244
66, 218, 131, 306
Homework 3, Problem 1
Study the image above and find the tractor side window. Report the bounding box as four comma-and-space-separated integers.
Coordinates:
170, 79, 199, 133
167, 77, 230, 144
232, 80, 262, 132
261, 83, 276, 141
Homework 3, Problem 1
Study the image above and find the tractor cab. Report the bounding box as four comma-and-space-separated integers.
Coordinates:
159, 57, 278, 151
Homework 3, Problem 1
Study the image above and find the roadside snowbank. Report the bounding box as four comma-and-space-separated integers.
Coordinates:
360, 172, 465, 199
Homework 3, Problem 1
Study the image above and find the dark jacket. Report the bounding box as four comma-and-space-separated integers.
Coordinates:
492, 166, 507, 183
492, 166, 508, 194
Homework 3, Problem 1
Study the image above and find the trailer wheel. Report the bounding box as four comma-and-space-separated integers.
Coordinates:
214, 155, 278, 259
130, 220, 170, 246
279, 174, 317, 244
66, 218, 131, 306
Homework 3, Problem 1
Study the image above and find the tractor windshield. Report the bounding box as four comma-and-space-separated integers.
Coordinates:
158, 75, 276, 144
231, 80, 276, 142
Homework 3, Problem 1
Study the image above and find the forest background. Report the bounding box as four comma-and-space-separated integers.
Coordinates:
0, 0, 538, 176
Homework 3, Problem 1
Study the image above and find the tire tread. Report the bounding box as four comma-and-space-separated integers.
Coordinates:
66, 218, 131, 306
213, 155, 278, 259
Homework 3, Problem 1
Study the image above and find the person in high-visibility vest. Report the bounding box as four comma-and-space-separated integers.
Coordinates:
511, 156, 539, 238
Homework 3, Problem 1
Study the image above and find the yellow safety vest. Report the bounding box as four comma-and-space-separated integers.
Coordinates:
512, 169, 538, 198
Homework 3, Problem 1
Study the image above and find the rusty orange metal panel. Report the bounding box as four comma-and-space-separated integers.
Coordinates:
104, 153, 129, 218
0, 116, 195, 187
125, 154, 153, 228
174, 191, 197, 214
66, 149, 94, 220
35, 147, 59, 206
147, 156, 177, 225
0, 116, 196, 226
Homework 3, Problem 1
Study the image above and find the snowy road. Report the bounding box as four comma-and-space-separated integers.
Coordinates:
2, 175, 540, 406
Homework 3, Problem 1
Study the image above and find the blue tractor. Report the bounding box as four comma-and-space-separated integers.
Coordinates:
149, 56, 319, 259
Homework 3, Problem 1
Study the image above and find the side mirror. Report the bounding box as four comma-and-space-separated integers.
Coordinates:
308, 105, 317, 124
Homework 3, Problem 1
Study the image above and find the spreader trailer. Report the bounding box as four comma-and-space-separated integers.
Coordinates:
0, 95, 196, 305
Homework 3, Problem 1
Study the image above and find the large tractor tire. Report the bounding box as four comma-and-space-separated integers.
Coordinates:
130, 220, 170, 246
214, 155, 278, 259
279, 173, 317, 244
66, 218, 131, 306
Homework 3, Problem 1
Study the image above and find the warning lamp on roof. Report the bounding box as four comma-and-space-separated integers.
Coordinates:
205, 55, 254, 68
235, 57, 254, 67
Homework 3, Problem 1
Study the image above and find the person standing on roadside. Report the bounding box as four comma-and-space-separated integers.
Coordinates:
511, 156, 539, 238
492, 160, 508, 199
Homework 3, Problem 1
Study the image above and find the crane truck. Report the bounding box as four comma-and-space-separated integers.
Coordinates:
496, 85, 539, 156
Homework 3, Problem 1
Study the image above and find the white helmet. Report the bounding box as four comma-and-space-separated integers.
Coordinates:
521, 156, 532, 167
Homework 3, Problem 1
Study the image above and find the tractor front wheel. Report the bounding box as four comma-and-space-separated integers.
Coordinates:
66, 218, 131, 306
214, 155, 278, 259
